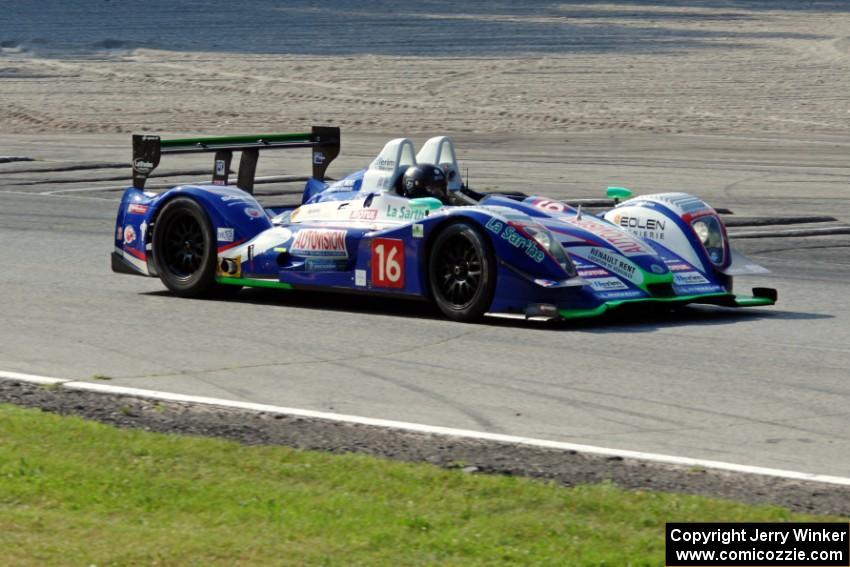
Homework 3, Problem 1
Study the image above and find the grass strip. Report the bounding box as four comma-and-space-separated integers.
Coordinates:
0, 403, 843, 566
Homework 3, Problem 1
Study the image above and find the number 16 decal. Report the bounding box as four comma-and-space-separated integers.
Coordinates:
371, 238, 404, 288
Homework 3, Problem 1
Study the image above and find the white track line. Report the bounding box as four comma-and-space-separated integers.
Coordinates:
3, 369, 850, 487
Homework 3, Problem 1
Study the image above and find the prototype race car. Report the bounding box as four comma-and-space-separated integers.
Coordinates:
113, 127, 777, 322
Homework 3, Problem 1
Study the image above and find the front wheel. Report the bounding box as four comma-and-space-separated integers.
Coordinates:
152, 197, 225, 298
428, 222, 496, 322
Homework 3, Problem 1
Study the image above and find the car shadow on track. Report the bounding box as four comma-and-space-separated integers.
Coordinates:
561, 305, 831, 335
145, 287, 830, 332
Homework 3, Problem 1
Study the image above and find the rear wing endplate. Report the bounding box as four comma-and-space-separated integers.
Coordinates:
131, 126, 340, 193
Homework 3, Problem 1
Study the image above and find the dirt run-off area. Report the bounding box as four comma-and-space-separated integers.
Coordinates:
2, 2, 850, 138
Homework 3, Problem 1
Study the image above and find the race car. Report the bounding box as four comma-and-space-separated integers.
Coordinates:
112, 126, 777, 322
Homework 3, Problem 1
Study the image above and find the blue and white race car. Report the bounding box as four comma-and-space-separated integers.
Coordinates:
113, 127, 776, 322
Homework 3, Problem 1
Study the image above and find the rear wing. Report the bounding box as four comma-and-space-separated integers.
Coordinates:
131, 125, 340, 194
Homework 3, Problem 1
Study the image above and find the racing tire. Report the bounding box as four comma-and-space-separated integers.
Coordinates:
428, 221, 496, 322
152, 197, 238, 298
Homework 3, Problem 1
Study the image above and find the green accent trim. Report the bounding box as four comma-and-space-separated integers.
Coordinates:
558, 292, 732, 320
161, 132, 312, 148
559, 305, 609, 320
409, 197, 444, 210
606, 186, 633, 200
733, 295, 775, 307
217, 277, 293, 290
638, 270, 674, 288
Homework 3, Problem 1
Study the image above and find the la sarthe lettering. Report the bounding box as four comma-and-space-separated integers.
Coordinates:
484, 218, 545, 263
385, 204, 427, 221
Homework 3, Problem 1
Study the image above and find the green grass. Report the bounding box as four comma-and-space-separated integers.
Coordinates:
0, 404, 842, 566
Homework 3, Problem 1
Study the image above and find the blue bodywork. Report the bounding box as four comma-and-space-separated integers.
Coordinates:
113, 150, 775, 320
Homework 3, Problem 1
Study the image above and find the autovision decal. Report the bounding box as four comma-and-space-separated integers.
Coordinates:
290, 229, 348, 258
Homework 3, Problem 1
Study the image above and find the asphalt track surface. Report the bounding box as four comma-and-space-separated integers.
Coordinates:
2, 132, 849, 478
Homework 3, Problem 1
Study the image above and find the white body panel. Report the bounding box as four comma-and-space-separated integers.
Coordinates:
604, 205, 705, 269
417, 136, 463, 192
287, 193, 443, 228
360, 138, 417, 193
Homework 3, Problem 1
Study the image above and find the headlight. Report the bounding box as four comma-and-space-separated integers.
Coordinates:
521, 225, 576, 277
693, 220, 710, 244
529, 228, 551, 249
690, 216, 725, 265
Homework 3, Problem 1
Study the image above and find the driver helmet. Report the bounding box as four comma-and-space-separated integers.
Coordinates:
401, 163, 448, 202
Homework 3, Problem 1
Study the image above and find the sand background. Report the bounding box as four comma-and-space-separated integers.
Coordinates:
2, 1, 850, 138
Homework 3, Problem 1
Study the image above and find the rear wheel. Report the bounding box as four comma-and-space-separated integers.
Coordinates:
428, 222, 496, 322
152, 197, 237, 297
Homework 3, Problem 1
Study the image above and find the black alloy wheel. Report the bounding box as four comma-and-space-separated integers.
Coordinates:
428, 222, 496, 322
163, 214, 205, 278
152, 197, 235, 297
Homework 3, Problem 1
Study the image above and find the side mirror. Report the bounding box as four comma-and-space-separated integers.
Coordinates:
606, 186, 633, 201
409, 197, 444, 210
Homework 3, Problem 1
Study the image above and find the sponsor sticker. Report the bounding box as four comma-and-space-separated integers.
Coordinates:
373, 158, 396, 171
132, 158, 154, 174
682, 284, 723, 294
587, 247, 643, 284
244, 207, 264, 219
665, 261, 693, 272
215, 159, 226, 176
599, 290, 644, 299
116, 226, 122, 241
673, 271, 710, 286
350, 209, 378, 221
123, 225, 136, 245
412, 224, 424, 238
313, 151, 326, 165
355, 269, 366, 287
127, 203, 149, 215
577, 268, 609, 278
306, 259, 346, 272
291, 229, 348, 258
371, 238, 404, 288
140, 221, 148, 244
217, 227, 235, 242
589, 277, 629, 292
650, 264, 667, 274
376, 175, 391, 189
